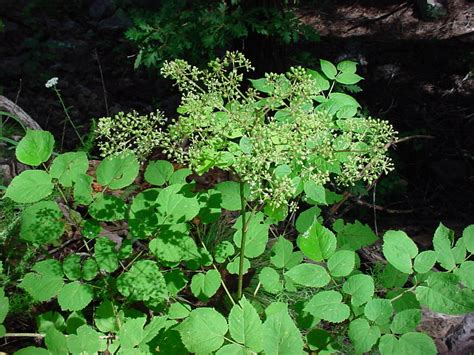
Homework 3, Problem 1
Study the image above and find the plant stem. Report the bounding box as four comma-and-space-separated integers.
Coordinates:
237, 181, 248, 300
54, 88, 84, 146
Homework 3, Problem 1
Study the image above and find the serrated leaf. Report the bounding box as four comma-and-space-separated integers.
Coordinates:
379, 332, 436, 355
337, 60, 358, 73
227, 257, 250, 275
156, 184, 200, 224
284, 263, 330, 288
216, 181, 250, 211
94, 237, 119, 273
320, 59, 337, 79
390, 309, 421, 334
295, 206, 321, 233
262, 303, 304, 354
19, 272, 64, 302
50, 152, 88, 187
270, 237, 299, 269
45, 327, 68, 355
164, 270, 188, 296
433, 223, 456, 271
117, 260, 168, 303
95, 300, 120, 333
348, 318, 380, 354
216, 344, 251, 354
342, 274, 374, 306
303, 181, 326, 205
88, 193, 126, 221
336, 220, 378, 251
14, 347, 50, 355
57, 282, 93, 311
383, 230, 418, 274
249, 78, 274, 94
144, 160, 174, 186
364, 298, 393, 325
96, 151, 139, 189
119, 317, 146, 349
20, 200, 64, 243
169, 168, 192, 184
335, 72, 363, 85
66, 325, 101, 354
150, 226, 199, 263
454, 261, 474, 289
178, 308, 228, 354
233, 212, 269, 258
190, 269, 221, 300
214, 241, 235, 264
15, 129, 54, 166
62, 254, 82, 281
306, 328, 339, 353
228, 297, 263, 352
308, 69, 330, 91
5, 170, 54, 203
297, 222, 336, 261
168, 302, 191, 319
36, 311, 66, 333
461, 225, 474, 253
73, 173, 93, 205
328, 250, 356, 277
259, 267, 283, 294
414, 250, 437, 274
381, 263, 409, 288
304, 291, 350, 323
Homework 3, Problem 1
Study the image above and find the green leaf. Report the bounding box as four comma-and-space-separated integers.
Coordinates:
379, 333, 436, 355
50, 152, 88, 187
303, 181, 326, 205
178, 308, 228, 354
306, 328, 339, 353
66, 311, 86, 334
233, 212, 269, 258
454, 261, 474, 289
335, 72, 363, 85
270, 237, 301, 269
15, 129, 54, 166
342, 274, 374, 306
96, 151, 139, 189
295, 206, 321, 233
150, 226, 199, 263
156, 185, 200, 224
433, 223, 456, 271
336, 220, 378, 251
228, 297, 263, 352
284, 263, 330, 288
117, 260, 168, 302
45, 327, 68, 355
364, 298, 393, 325
461, 224, 474, 253
94, 237, 119, 273
327, 250, 356, 277
414, 250, 437, 274
214, 241, 235, 264
390, 309, 421, 334
165, 270, 188, 296
5, 170, 54, 203
381, 263, 409, 288
348, 318, 380, 354
249, 78, 274, 94
169, 168, 192, 184
0, 288, 9, 324
168, 302, 191, 319
415, 272, 474, 314
216, 181, 249, 211
216, 344, 251, 354
190, 269, 221, 300
57, 281, 93, 311
36, 311, 66, 333
73, 173, 93, 205
337, 60, 358, 73
66, 325, 101, 354
20, 200, 64, 243
239, 136, 253, 154
227, 257, 250, 275
62, 254, 82, 281
259, 267, 283, 294
262, 303, 304, 355
19, 268, 64, 302
95, 300, 120, 333
297, 222, 336, 261
308, 69, 330, 91
304, 291, 350, 323
88, 193, 126, 221
119, 317, 146, 349
382, 230, 418, 274
144, 160, 174, 186
320, 59, 337, 79
14, 347, 50, 355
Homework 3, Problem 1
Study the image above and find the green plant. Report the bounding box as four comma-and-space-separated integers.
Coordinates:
125, 0, 318, 69
1, 53, 473, 354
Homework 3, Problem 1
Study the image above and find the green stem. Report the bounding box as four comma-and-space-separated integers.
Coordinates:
237, 181, 248, 300
54, 87, 85, 146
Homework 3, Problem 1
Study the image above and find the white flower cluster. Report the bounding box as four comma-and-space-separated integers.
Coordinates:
45, 77, 59, 88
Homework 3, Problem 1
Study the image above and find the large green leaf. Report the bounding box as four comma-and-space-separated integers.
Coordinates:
284, 263, 330, 288
15, 129, 54, 166
295, 206, 321, 233
119, 317, 146, 349
342, 274, 374, 306
327, 250, 356, 277
5, 170, 54, 203
233, 212, 269, 258
88, 193, 126, 221
320, 59, 337, 79
19, 261, 64, 302
433, 223, 456, 271
336, 220, 378, 251
348, 318, 380, 354
95, 300, 120, 333
66, 325, 101, 354
364, 298, 393, 325
215, 181, 250, 211
20, 200, 64, 243
150, 226, 199, 263
73, 173, 93, 205
382, 230, 418, 274
259, 267, 283, 294
379, 333, 436, 355
57, 282, 93, 311
144, 160, 174, 186
249, 78, 274, 94
297, 222, 336, 261
390, 309, 421, 334
96, 151, 139, 189
117, 260, 168, 302
303, 181, 326, 205
228, 297, 263, 352
50, 152, 88, 187
45, 328, 68, 355
454, 261, 474, 289
461, 224, 474, 253
178, 308, 228, 354
270, 237, 302, 269
94, 237, 119, 273
335, 72, 363, 85
156, 185, 200, 224
337, 60, 358, 73
413, 251, 437, 274
62, 254, 82, 281
190, 269, 221, 300
262, 303, 304, 355
304, 291, 350, 323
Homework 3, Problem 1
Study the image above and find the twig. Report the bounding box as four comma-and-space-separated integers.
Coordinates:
94, 49, 109, 116
354, 198, 414, 214
347, 2, 410, 32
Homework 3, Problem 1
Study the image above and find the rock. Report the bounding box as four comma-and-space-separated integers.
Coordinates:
445, 313, 474, 355
416, 0, 448, 20
89, 0, 116, 20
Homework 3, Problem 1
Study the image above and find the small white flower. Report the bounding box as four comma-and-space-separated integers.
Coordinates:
45, 77, 59, 88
